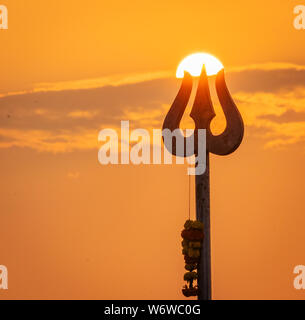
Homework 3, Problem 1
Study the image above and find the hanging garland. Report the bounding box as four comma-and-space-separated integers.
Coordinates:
181, 220, 204, 297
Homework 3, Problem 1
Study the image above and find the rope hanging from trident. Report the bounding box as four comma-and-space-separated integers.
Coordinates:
162, 66, 244, 300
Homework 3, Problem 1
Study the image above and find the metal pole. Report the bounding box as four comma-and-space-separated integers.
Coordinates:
195, 152, 211, 300
162, 68, 244, 301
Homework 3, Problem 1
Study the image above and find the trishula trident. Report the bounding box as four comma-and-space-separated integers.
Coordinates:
162, 67, 244, 300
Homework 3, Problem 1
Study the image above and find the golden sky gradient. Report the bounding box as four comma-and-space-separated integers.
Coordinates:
1, 0, 305, 299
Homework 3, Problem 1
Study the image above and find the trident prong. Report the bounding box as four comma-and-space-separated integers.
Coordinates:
162, 66, 244, 300
163, 66, 244, 156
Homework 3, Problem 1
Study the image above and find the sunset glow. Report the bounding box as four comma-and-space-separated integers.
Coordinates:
1, 0, 305, 301
176, 53, 224, 78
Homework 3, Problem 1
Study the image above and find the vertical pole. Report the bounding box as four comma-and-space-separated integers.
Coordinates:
195, 152, 211, 300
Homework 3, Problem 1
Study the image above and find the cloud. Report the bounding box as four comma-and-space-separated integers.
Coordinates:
1, 62, 304, 99
259, 109, 305, 123
67, 111, 97, 119
0, 63, 305, 152
234, 89, 305, 149
0, 70, 172, 98
226, 69, 305, 94
228, 62, 305, 73
0, 128, 99, 153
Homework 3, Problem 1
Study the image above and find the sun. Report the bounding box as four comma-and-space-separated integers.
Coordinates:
176, 53, 224, 78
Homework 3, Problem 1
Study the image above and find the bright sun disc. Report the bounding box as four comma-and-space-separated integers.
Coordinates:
176, 53, 224, 78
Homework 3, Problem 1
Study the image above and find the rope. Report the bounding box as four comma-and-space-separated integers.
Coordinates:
188, 174, 191, 220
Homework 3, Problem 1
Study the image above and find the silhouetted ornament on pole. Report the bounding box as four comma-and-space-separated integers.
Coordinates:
162, 65, 244, 300
181, 220, 204, 297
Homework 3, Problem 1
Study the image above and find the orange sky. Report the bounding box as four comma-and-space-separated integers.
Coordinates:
1, 0, 305, 300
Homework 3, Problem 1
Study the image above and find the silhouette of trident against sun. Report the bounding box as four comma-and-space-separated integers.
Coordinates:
162, 53, 244, 300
